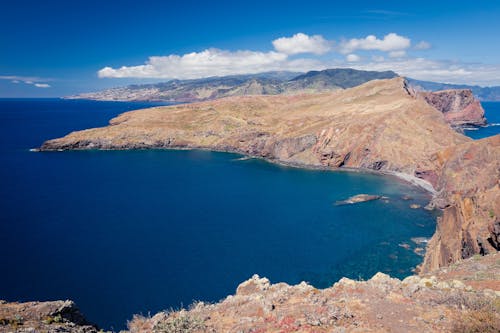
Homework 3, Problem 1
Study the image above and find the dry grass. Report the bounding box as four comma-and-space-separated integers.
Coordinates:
436, 291, 500, 333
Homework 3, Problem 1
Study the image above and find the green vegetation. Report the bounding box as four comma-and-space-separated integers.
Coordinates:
44, 314, 63, 324
153, 311, 205, 333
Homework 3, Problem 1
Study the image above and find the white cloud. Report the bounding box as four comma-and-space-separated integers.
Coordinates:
96, 32, 500, 85
272, 33, 331, 55
98, 48, 325, 79
339, 33, 411, 54
415, 41, 431, 50
346, 54, 361, 62
348, 58, 500, 86
34, 83, 51, 88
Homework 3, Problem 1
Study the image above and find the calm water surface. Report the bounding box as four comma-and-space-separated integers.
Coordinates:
464, 101, 500, 139
1, 98, 477, 330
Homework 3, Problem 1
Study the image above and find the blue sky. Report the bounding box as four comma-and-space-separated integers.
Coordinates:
1, 0, 500, 97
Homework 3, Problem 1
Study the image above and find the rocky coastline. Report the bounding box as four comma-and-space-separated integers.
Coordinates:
39, 77, 499, 268
1, 253, 499, 332
6, 77, 497, 332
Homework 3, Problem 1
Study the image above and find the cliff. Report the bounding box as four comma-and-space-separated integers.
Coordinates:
418, 135, 500, 271
2, 253, 499, 332
419, 89, 486, 128
40, 77, 499, 271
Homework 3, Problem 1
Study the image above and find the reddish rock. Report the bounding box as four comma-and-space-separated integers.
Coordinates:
420, 89, 486, 128
420, 135, 500, 272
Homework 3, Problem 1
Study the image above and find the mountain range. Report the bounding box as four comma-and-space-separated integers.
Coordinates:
67, 68, 500, 102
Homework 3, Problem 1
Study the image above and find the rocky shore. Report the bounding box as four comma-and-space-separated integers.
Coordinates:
1, 253, 498, 332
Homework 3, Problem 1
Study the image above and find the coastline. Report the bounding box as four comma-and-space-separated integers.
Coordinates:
36, 144, 438, 196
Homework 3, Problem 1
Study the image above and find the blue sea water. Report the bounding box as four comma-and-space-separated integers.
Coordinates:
0, 98, 451, 330
464, 101, 500, 139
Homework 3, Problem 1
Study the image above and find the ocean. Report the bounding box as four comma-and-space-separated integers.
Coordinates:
0, 99, 497, 330
464, 101, 500, 139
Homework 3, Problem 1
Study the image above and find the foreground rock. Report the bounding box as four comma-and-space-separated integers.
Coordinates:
0, 300, 98, 332
127, 253, 499, 333
3, 253, 498, 332
420, 89, 486, 128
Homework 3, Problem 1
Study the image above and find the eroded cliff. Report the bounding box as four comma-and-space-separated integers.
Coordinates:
419, 89, 486, 128
419, 136, 500, 271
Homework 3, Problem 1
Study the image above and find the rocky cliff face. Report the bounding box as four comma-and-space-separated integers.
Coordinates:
418, 135, 500, 271
420, 89, 486, 128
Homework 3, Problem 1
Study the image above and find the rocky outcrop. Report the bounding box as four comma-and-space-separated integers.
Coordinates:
418, 135, 500, 272
420, 89, 486, 128
0, 300, 98, 332
126, 253, 500, 333
334, 194, 382, 205
2, 254, 499, 332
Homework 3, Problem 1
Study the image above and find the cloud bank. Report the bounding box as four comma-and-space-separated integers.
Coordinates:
97, 33, 500, 86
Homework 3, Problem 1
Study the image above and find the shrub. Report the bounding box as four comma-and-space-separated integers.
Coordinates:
153, 311, 205, 333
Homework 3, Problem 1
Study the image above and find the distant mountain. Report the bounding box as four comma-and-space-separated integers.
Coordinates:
286, 68, 398, 91
66, 69, 400, 103
67, 69, 500, 102
407, 78, 500, 101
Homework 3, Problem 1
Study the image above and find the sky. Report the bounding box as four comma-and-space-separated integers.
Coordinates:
1, 0, 500, 97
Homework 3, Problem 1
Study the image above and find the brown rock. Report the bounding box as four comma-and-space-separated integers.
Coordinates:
420, 135, 500, 272
123, 253, 500, 333
420, 89, 486, 128
0, 300, 98, 332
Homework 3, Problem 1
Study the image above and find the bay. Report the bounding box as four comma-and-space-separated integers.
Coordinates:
0, 99, 438, 330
